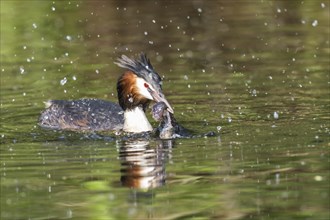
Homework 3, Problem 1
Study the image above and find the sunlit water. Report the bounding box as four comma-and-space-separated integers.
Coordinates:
1, 1, 329, 219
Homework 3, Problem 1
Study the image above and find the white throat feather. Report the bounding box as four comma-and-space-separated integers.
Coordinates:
123, 107, 152, 133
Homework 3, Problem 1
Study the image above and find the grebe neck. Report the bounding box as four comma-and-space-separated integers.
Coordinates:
123, 106, 152, 133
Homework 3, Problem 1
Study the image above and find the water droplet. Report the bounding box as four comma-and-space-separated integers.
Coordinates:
275, 173, 280, 184
314, 175, 323, 181
60, 77, 67, 86
312, 20, 318, 27
19, 66, 25, 74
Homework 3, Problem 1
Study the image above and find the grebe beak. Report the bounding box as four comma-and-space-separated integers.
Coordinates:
149, 89, 174, 114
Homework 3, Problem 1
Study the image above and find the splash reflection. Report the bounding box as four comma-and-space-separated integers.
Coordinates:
117, 139, 173, 189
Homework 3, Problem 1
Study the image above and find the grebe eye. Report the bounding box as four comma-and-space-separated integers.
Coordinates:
144, 83, 149, 88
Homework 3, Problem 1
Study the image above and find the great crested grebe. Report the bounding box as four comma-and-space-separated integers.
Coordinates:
39, 54, 173, 133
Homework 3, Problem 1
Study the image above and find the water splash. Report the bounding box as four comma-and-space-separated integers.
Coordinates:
60, 77, 67, 86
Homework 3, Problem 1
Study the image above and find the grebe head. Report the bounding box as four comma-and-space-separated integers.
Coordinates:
115, 53, 173, 113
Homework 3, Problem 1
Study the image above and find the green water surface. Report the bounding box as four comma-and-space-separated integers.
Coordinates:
1, 1, 329, 219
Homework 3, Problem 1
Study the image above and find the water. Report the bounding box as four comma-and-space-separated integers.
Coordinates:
1, 1, 329, 219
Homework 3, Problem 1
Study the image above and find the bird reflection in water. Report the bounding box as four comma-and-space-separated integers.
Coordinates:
117, 139, 173, 189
